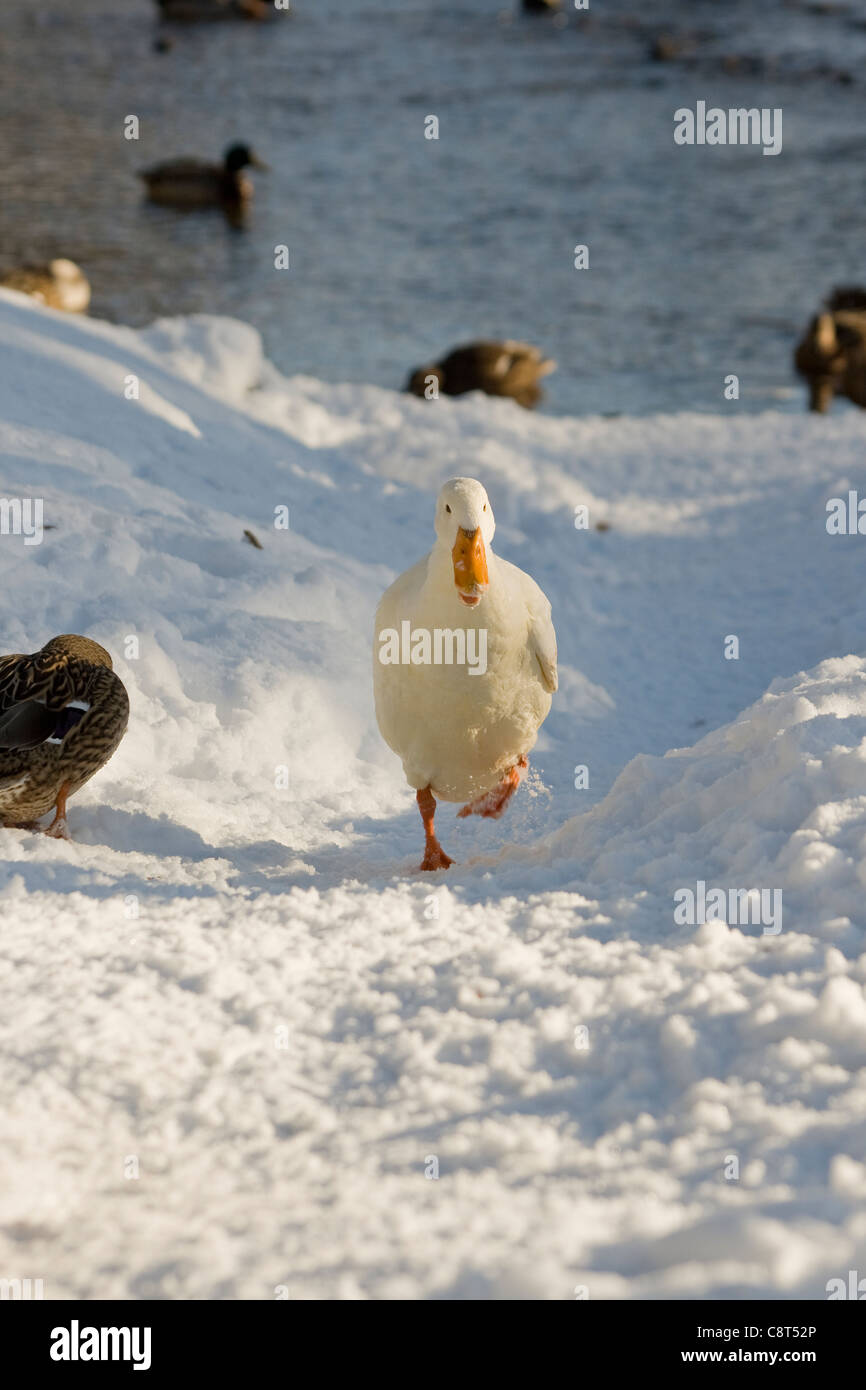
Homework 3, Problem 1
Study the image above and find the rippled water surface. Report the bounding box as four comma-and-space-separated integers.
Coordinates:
1, 0, 865, 415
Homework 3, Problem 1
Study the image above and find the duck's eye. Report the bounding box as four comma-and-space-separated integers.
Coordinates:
483, 504, 487, 511
445, 504, 451, 513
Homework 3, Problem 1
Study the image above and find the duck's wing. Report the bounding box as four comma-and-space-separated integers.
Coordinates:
530, 605, 558, 693
518, 574, 558, 693
0, 654, 29, 711
500, 341, 557, 381
372, 557, 429, 742
493, 560, 558, 692
502, 340, 543, 360
0, 700, 59, 750
140, 158, 214, 180
0, 652, 86, 741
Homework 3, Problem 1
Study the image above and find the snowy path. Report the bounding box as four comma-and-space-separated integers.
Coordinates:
1, 292, 865, 1298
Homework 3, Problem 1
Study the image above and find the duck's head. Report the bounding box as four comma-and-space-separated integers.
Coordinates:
434, 477, 494, 608
47, 259, 83, 282
224, 143, 268, 172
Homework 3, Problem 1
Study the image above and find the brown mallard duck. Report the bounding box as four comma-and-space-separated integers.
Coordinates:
794, 287, 866, 413
406, 341, 557, 409
0, 259, 91, 313
0, 636, 129, 839
138, 143, 267, 214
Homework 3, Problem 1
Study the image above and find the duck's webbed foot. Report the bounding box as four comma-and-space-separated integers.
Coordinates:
420, 841, 453, 872
417, 786, 453, 871
458, 756, 528, 820
44, 816, 71, 841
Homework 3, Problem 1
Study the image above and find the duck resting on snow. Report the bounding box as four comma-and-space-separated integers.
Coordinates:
406, 341, 556, 409
0, 636, 129, 839
0, 260, 91, 313
794, 286, 866, 413
373, 478, 557, 870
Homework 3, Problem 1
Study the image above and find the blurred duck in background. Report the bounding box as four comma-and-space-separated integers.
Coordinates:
0, 259, 91, 313
155, 0, 278, 19
794, 286, 866, 413
407, 340, 557, 409
139, 143, 268, 221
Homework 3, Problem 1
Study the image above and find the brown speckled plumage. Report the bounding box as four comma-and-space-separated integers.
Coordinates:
0, 636, 129, 829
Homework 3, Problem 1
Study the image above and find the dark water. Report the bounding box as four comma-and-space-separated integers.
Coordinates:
1, 0, 865, 415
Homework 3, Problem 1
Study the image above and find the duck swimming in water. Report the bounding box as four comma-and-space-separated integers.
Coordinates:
0, 636, 129, 839
139, 143, 267, 214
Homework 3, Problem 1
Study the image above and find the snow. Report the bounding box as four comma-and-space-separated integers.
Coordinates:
1, 288, 865, 1299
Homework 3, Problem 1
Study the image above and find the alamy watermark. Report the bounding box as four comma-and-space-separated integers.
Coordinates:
674, 102, 782, 157
826, 1270, 866, 1299
826, 492, 866, 534
50, 1321, 151, 1371
674, 880, 782, 935
0, 497, 43, 545
0, 1276, 44, 1299
378, 621, 487, 676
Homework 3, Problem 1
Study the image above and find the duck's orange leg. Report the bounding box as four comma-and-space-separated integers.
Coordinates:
458, 756, 528, 820
417, 786, 453, 871
44, 780, 72, 840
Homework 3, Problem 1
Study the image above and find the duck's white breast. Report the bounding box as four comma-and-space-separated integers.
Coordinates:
373, 553, 553, 803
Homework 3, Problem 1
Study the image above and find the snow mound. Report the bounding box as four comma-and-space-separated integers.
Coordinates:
553, 655, 866, 916
0, 292, 865, 1300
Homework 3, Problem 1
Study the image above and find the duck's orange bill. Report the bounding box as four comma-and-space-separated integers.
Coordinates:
452, 527, 489, 603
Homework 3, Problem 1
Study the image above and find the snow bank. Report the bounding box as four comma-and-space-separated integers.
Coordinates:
1, 289, 865, 1299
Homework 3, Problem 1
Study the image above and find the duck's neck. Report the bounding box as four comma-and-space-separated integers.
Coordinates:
421, 542, 496, 621
427, 542, 454, 589
222, 168, 245, 198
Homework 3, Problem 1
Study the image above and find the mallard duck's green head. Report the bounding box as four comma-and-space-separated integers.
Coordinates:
224, 143, 268, 172
38, 635, 114, 670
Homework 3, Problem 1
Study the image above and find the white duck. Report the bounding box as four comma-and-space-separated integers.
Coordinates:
373, 477, 557, 870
